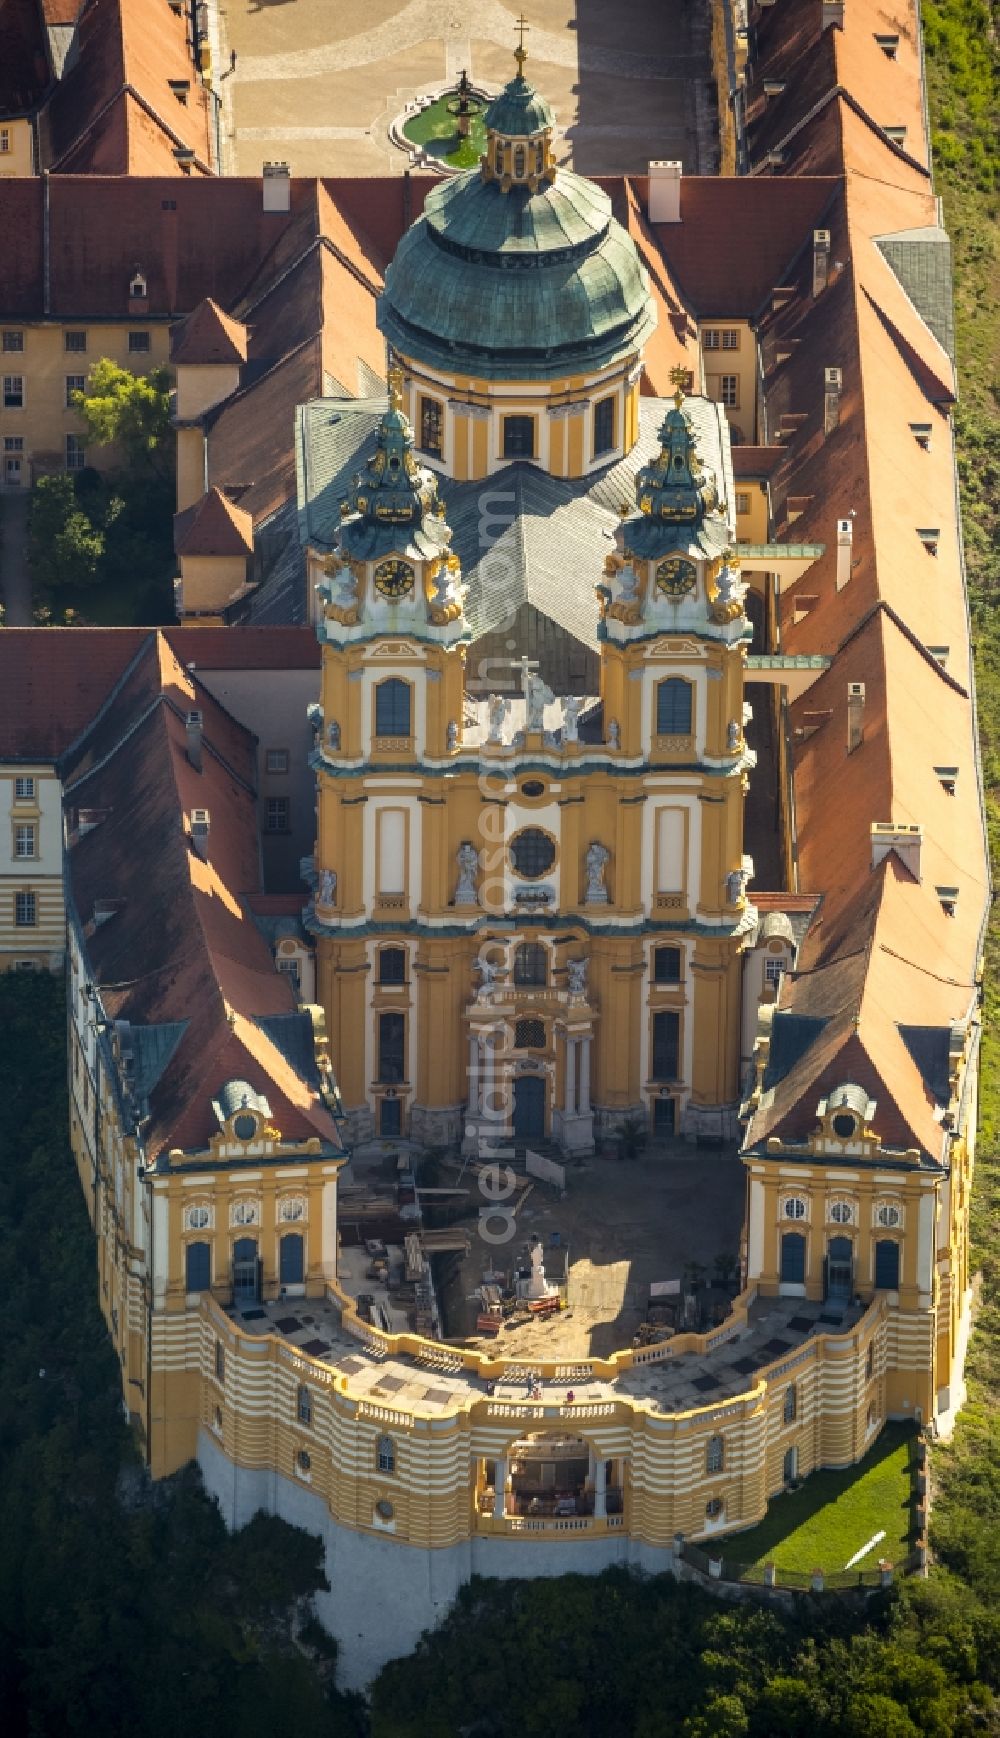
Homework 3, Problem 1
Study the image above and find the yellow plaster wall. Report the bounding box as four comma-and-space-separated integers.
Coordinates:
0, 119, 34, 176
0, 323, 170, 479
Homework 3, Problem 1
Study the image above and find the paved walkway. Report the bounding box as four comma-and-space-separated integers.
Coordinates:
0, 492, 32, 625
218, 0, 714, 179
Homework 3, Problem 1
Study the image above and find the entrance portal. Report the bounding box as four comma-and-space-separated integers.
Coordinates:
513, 1073, 546, 1142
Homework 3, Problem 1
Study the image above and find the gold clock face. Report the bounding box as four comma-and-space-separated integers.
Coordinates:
655, 556, 697, 596
373, 557, 414, 600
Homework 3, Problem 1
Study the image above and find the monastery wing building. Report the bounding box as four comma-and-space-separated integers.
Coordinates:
0, 0, 987, 1692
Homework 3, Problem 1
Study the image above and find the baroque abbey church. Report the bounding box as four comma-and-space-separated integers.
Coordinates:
0, 4, 986, 1689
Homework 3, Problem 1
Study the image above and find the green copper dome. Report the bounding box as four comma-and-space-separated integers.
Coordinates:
482, 71, 554, 137
378, 166, 657, 381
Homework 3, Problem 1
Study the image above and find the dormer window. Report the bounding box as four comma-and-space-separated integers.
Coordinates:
875, 33, 899, 58
935, 766, 958, 795
910, 422, 932, 450
917, 528, 940, 555
936, 886, 959, 917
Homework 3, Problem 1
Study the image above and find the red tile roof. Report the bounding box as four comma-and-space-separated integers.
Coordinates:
171, 298, 249, 366
62, 633, 340, 1159
174, 487, 254, 558
0, 625, 321, 760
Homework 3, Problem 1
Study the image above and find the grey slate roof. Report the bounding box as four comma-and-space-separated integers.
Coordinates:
898, 1025, 951, 1106
130, 1021, 189, 1107
762, 1012, 829, 1091
252, 1012, 326, 1090
874, 227, 955, 362
297, 395, 735, 650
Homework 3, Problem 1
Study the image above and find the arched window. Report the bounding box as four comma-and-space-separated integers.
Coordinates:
706, 1435, 724, 1475
514, 1017, 545, 1050
513, 144, 526, 178
377, 1434, 395, 1474
280, 1232, 304, 1285
874, 1240, 900, 1290
866, 1341, 875, 1381
494, 143, 504, 174
594, 396, 615, 457
513, 942, 547, 985
297, 1384, 312, 1426
378, 945, 406, 985
186, 1240, 210, 1292
705, 1497, 724, 1520
656, 678, 692, 736
783, 1384, 797, 1423
375, 678, 411, 738
780, 1231, 805, 1284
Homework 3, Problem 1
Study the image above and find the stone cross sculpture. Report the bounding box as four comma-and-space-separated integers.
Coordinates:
562, 695, 583, 743
317, 868, 337, 908
455, 841, 480, 906
567, 957, 588, 996
487, 693, 510, 745
524, 670, 554, 732
585, 841, 610, 904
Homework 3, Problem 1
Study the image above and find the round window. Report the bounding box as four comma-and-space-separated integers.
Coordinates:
832, 1113, 856, 1139
877, 1204, 901, 1228
831, 1202, 853, 1225
705, 1498, 724, 1520
783, 1197, 806, 1220
375, 1498, 394, 1520
233, 1112, 257, 1141
188, 1206, 210, 1231
521, 780, 545, 798
509, 828, 555, 879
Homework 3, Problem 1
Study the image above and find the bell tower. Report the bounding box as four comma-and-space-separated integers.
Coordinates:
597, 378, 754, 1139
308, 372, 471, 1143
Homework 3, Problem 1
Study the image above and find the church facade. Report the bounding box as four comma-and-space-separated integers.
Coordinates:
306, 66, 759, 1155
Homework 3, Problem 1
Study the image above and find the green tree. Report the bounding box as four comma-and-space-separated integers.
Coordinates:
72, 359, 172, 477
28, 473, 104, 592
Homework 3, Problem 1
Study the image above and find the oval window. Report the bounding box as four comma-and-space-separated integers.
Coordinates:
509, 828, 556, 879
233, 1112, 257, 1141
521, 780, 545, 798
832, 1113, 856, 1139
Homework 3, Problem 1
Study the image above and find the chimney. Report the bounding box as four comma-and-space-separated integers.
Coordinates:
822, 0, 845, 27
836, 517, 853, 590
824, 366, 842, 433
648, 160, 681, 224
263, 161, 291, 213
185, 709, 203, 771
190, 808, 211, 857
871, 823, 923, 881
847, 682, 865, 753
812, 228, 831, 296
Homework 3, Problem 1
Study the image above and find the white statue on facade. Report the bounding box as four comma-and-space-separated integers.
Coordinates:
727, 718, 741, 755
455, 841, 479, 906
567, 958, 588, 996
474, 953, 502, 998
317, 868, 337, 908
607, 719, 620, 750
327, 719, 341, 751
585, 841, 610, 905
524, 671, 554, 732
726, 866, 748, 906
487, 693, 510, 745
562, 696, 583, 743
446, 718, 459, 751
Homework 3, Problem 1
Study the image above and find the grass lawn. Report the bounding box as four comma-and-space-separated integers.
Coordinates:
723, 1423, 916, 1574
402, 94, 487, 168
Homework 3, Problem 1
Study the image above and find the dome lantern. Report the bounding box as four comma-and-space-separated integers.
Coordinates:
480, 16, 557, 192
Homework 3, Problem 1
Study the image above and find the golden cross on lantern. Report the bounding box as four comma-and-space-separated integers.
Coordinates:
514, 13, 530, 72
668, 364, 689, 406
387, 363, 404, 410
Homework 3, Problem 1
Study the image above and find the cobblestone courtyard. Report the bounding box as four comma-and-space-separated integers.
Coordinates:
216, 0, 714, 178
